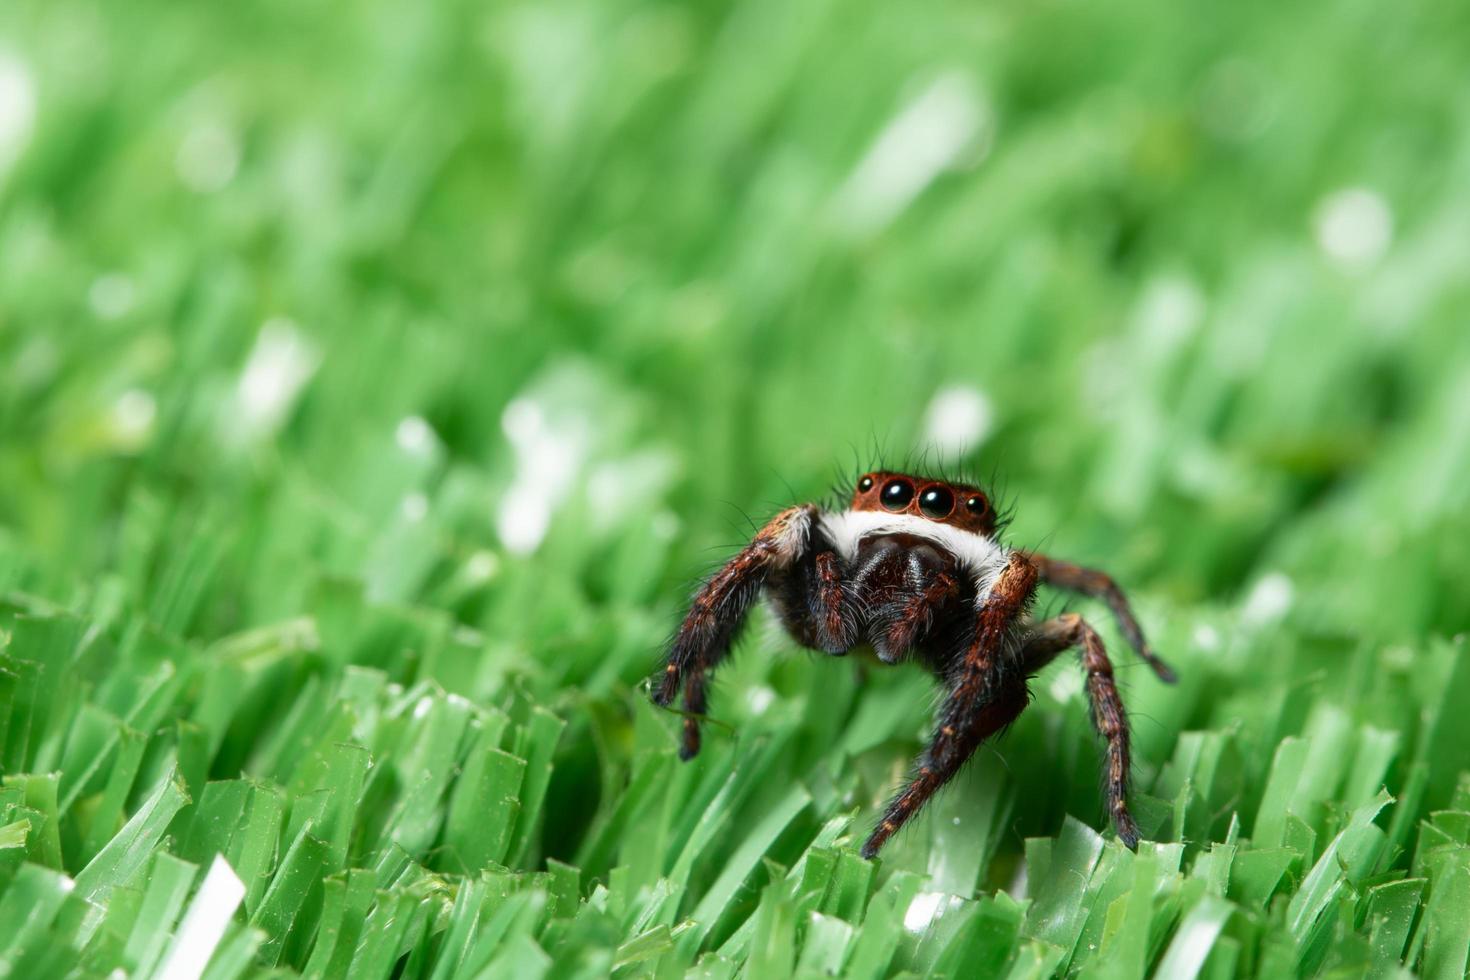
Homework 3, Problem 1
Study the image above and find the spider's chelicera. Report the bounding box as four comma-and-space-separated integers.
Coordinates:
651, 470, 1177, 859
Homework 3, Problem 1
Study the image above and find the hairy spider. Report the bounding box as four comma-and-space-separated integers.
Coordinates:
651, 470, 1177, 859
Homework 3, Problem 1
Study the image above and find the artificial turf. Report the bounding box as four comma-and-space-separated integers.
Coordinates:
2, 0, 1470, 976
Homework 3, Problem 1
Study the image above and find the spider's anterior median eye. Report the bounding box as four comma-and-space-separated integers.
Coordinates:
965, 494, 989, 515
919, 486, 954, 519
857, 475, 874, 492
880, 479, 913, 511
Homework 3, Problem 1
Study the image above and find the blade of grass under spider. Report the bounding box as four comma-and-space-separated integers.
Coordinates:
197, 922, 267, 980
677, 782, 810, 955
807, 849, 868, 926
177, 775, 286, 910
300, 869, 377, 980
903, 897, 985, 976
348, 889, 441, 980
665, 732, 791, 895
1151, 893, 1233, 980
793, 911, 854, 975
1363, 877, 1424, 976
442, 740, 526, 874
1074, 846, 1154, 980
1021, 816, 1105, 966
233, 784, 288, 914
1343, 727, 1401, 812
925, 750, 1013, 897
1413, 845, 1470, 979
284, 737, 369, 872
454, 887, 548, 978
744, 879, 797, 979
2, 614, 89, 775
480, 931, 553, 980
374, 690, 474, 859
56, 704, 123, 814
249, 828, 331, 966
925, 893, 1030, 978
1004, 938, 1068, 980
425, 876, 489, 980
1227, 847, 1298, 910
612, 922, 676, 970
78, 723, 148, 865
573, 748, 675, 876
152, 854, 248, 980
114, 657, 187, 741
1159, 729, 1243, 844
5, 772, 61, 870
76, 878, 143, 967
1252, 737, 1310, 849
347, 891, 419, 980
145, 516, 228, 638
73, 771, 189, 903
0, 863, 73, 965
1076, 844, 1162, 975
121, 851, 197, 977
1286, 790, 1391, 948
714, 812, 855, 958
0, 817, 27, 850
507, 705, 567, 869
1190, 840, 1236, 899
841, 870, 923, 980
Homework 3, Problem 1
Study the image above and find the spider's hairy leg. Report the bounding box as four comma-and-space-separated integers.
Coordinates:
653, 504, 817, 760
808, 550, 858, 652
1030, 554, 1176, 683
862, 681, 1028, 860
1020, 612, 1140, 847
861, 553, 1038, 859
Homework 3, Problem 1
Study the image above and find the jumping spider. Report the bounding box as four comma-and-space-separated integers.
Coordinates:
652, 470, 1176, 859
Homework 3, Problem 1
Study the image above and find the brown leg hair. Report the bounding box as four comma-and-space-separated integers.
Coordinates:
861, 553, 1039, 858
654, 505, 815, 759
860, 682, 1029, 858
1029, 554, 1176, 683
1019, 612, 1140, 846
811, 551, 856, 652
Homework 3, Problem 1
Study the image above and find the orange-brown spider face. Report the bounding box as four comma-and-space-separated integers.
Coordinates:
850, 472, 997, 535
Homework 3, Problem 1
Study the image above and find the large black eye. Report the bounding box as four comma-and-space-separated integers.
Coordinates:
880, 479, 913, 511
965, 494, 989, 515
857, 475, 874, 492
919, 486, 954, 519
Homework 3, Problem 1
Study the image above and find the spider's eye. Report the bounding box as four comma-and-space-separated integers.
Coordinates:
857, 475, 874, 492
965, 494, 989, 515
880, 479, 913, 511
919, 486, 954, 519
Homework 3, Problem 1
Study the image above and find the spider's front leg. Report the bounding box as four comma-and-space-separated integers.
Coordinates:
1019, 612, 1141, 846
861, 553, 1039, 859
653, 504, 818, 759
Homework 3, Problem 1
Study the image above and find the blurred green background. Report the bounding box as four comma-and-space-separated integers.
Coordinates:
3, 0, 1470, 976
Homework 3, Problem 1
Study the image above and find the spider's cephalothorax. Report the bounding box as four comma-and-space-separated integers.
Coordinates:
652, 471, 1177, 859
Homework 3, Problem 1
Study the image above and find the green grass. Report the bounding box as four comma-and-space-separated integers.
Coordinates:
3, 0, 1470, 976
